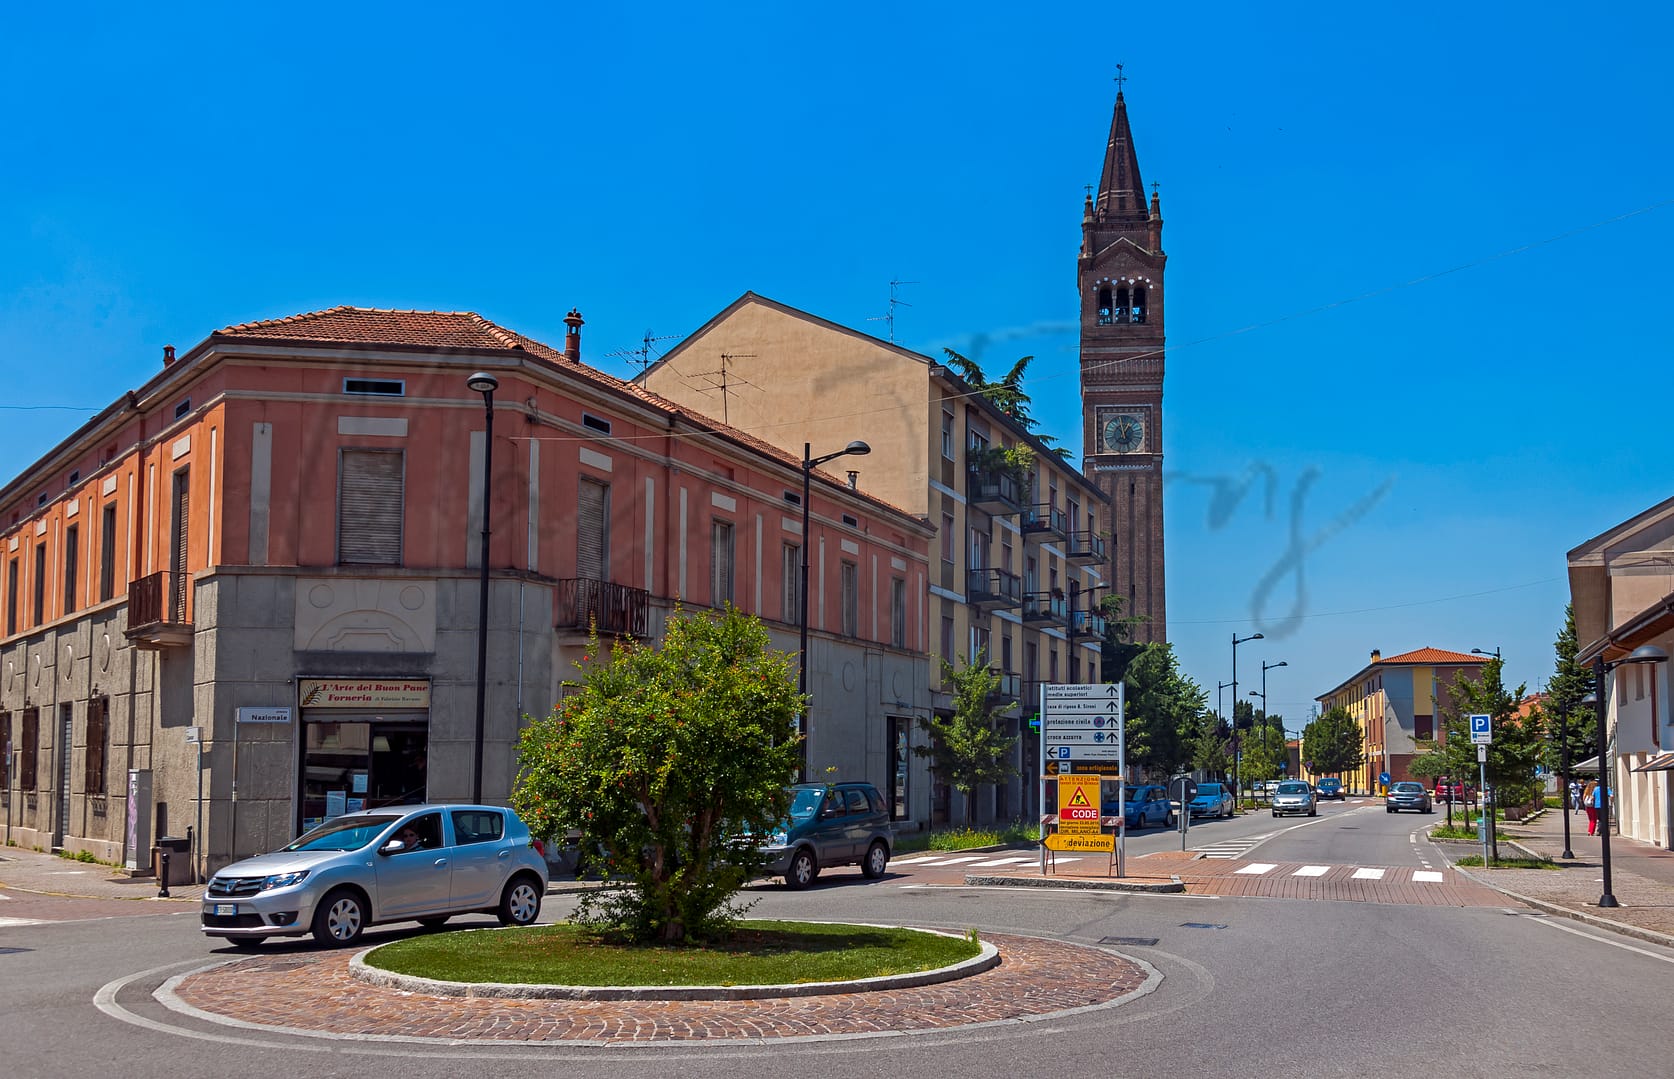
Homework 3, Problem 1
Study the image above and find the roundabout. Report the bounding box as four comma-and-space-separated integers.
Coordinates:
159, 929, 1158, 1045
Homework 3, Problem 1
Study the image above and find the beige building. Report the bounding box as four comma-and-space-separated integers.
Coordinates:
1568, 496, 1674, 849
1313, 647, 1486, 793
641, 293, 1113, 824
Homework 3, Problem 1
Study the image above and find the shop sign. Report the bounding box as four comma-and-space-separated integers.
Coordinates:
298, 678, 430, 710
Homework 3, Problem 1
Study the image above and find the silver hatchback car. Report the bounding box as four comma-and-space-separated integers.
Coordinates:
201, 804, 548, 948
1271, 780, 1317, 818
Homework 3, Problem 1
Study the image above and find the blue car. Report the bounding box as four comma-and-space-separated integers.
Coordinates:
1103, 784, 1174, 830
1188, 782, 1234, 819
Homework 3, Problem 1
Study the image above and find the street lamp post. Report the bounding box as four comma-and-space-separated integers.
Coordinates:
799, 440, 870, 781
1556, 699, 1575, 861
1259, 659, 1287, 767
1588, 644, 1668, 908
465, 372, 499, 806
1231, 632, 1263, 811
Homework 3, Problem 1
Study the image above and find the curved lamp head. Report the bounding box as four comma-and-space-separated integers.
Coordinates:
467, 372, 500, 397
844, 440, 871, 457
1625, 645, 1669, 665
1271, 660, 1288, 670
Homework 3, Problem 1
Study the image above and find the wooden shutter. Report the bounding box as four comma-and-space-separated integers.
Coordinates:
99, 505, 116, 602
710, 521, 734, 605
171, 470, 190, 619
338, 450, 404, 565
576, 479, 607, 580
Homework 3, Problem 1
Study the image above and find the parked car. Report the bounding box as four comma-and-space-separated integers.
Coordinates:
1270, 780, 1317, 818
760, 782, 893, 890
1386, 781, 1433, 814
1316, 777, 1344, 800
1188, 782, 1234, 819
1104, 784, 1175, 830
1434, 778, 1476, 805
201, 804, 548, 948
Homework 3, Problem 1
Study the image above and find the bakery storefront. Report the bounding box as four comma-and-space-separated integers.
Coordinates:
297, 677, 431, 830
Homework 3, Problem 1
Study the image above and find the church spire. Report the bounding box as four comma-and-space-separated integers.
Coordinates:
1096, 68, 1146, 220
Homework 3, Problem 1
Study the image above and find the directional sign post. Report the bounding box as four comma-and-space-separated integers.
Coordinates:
1039, 682, 1125, 876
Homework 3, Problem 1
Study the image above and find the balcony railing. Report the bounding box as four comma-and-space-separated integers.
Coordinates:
967, 466, 1024, 515
987, 669, 1022, 706
1070, 609, 1107, 640
1022, 590, 1069, 626
966, 567, 1023, 610
1021, 504, 1069, 543
555, 577, 649, 638
1066, 528, 1106, 563
125, 571, 192, 649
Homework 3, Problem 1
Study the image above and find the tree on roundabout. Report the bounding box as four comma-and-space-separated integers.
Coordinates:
514, 604, 802, 944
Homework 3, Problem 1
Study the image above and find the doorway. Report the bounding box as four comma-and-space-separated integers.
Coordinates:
299, 718, 428, 831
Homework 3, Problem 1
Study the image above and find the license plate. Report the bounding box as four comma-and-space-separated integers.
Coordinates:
213, 903, 237, 916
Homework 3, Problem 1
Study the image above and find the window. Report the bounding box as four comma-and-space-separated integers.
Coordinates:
1415, 714, 1434, 741
941, 615, 954, 662
1131, 286, 1147, 323
0, 712, 8, 788
450, 808, 504, 844
841, 513, 858, 528
33, 543, 46, 624
1097, 287, 1113, 325
581, 413, 612, 435
781, 543, 801, 623
710, 520, 735, 606
173, 398, 192, 419
969, 526, 989, 570
890, 578, 906, 648
337, 449, 404, 564
343, 378, 406, 396
99, 504, 117, 602
62, 524, 78, 615
840, 561, 858, 637
5, 557, 16, 636
941, 411, 955, 459
970, 624, 990, 665
577, 478, 609, 579
941, 514, 955, 567
19, 707, 37, 789
969, 431, 989, 456
84, 696, 107, 794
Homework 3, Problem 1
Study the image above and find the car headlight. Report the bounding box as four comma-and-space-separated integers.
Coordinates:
769, 831, 788, 845
262, 870, 310, 891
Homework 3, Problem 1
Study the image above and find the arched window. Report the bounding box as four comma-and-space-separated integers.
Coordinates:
1097, 287, 1113, 325
1131, 287, 1147, 323
1115, 287, 1130, 323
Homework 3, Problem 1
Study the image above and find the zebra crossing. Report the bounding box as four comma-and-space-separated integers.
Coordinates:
1227, 862, 1448, 884
892, 853, 1067, 869
1191, 832, 1275, 860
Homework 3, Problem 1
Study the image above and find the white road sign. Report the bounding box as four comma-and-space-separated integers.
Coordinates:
1043, 730, 1123, 744
1043, 684, 1118, 700
1047, 744, 1123, 760
1040, 716, 1121, 730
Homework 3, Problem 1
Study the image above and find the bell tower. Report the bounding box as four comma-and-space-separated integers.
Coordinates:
1079, 74, 1167, 644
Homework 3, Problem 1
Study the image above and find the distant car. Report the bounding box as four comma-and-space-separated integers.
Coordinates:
1434, 779, 1475, 805
1271, 780, 1317, 818
201, 804, 548, 948
1188, 782, 1234, 819
760, 782, 893, 890
1104, 784, 1174, 830
1316, 778, 1344, 800
1386, 781, 1433, 814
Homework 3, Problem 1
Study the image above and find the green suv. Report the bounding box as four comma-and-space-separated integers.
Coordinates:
761, 782, 893, 889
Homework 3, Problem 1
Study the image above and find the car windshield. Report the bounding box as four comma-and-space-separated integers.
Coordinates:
1123, 787, 1148, 802
787, 787, 826, 820
1197, 783, 1223, 796
1319, 779, 1339, 787
283, 813, 402, 852
1276, 782, 1310, 794
1392, 782, 1424, 793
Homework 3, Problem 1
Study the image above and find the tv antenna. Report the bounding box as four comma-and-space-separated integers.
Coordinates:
606, 329, 682, 374
866, 279, 918, 343
690, 352, 757, 426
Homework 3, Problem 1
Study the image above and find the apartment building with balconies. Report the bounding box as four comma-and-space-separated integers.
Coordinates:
639, 293, 1113, 824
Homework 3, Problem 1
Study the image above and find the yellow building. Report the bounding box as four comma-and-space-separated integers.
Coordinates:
1313, 647, 1486, 793
642, 293, 1113, 824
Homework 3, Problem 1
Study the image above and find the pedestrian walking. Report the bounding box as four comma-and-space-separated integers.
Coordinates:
1583, 780, 1600, 835
1568, 779, 1582, 814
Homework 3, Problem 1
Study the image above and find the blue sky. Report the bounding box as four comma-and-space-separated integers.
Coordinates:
4, 4, 1670, 727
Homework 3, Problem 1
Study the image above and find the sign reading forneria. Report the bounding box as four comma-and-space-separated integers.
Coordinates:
298, 678, 430, 709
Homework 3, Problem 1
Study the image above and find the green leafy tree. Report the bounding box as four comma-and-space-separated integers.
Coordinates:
1188, 714, 1232, 779
1240, 710, 1287, 786
1098, 593, 1146, 684
914, 650, 1018, 824
1121, 643, 1206, 777
942, 348, 1073, 461
1303, 706, 1367, 777
512, 606, 802, 944
1541, 605, 1595, 785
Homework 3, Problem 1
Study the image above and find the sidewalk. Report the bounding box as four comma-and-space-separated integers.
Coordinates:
1444, 807, 1674, 948
0, 845, 200, 903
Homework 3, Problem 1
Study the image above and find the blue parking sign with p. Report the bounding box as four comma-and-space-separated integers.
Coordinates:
1469, 713, 1492, 745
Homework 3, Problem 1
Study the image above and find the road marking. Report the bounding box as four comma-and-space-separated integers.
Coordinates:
969, 856, 1040, 867
0, 916, 45, 927
1413, 871, 1444, 882
1235, 863, 1276, 875
1531, 915, 1674, 964
1352, 868, 1385, 880
1293, 865, 1329, 877
916, 855, 988, 866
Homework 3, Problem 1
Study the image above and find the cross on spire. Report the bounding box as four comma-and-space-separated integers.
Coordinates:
1114, 64, 1126, 93
1085, 183, 1094, 200
1151, 181, 1159, 197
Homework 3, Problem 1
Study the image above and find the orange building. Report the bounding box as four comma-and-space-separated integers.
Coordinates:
1312, 647, 1487, 793
0, 308, 933, 877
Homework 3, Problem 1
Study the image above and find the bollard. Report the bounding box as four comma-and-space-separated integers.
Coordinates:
158, 849, 171, 898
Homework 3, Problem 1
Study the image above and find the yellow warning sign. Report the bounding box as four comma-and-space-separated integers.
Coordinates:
1044, 832, 1115, 853
1057, 774, 1103, 834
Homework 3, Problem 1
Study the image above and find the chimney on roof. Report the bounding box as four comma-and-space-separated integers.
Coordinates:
563, 308, 584, 362
163, 345, 176, 366
1370, 649, 1381, 663
846, 470, 859, 491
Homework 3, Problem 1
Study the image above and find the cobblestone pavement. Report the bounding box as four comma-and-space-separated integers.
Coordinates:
169, 932, 1153, 1043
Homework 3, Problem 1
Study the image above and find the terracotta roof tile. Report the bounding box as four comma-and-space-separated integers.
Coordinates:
1377, 647, 1485, 666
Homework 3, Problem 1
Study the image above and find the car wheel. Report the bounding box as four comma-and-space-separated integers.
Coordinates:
785, 847, 819, 890
230, 937, 267, 950
497, 875, 543, 927
311, 888, 368, 947
417, 916, 451, 929
1164, 810, 1175, 828
1271, 810, 1279, 817
861, 840, 889, 879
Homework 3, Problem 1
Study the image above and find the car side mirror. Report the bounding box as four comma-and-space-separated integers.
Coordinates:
380, 839, 404, 855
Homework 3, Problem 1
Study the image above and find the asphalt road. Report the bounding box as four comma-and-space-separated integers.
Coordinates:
10, 803, 1673, 1078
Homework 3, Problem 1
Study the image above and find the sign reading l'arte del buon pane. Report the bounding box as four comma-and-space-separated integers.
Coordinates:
297, 678, 431, 709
